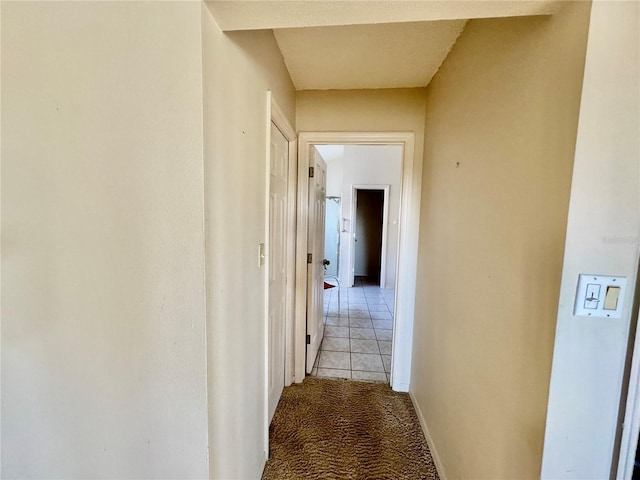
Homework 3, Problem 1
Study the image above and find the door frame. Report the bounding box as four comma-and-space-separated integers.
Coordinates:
264, 93, 297, 451
616, 292, 640, 478
295, 132, 419, 392
305, 152, 328, 373
349, 185, 390, 289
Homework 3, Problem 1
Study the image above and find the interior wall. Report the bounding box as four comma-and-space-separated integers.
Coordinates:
324, 196, 341, 277
325, 154, 344, 198
297, 91, 424, 289
296, 89, 426, 151
341, 146, 402, 289
322, 146, 402, 287
541, 1, 640, 477
323, 149, 343, 279
201, 4, 296, 479
1, 2, 208, 478
411, 2, 591, 478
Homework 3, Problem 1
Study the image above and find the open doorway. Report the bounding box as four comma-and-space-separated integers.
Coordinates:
350, 186, 390, 288
354, 189, 385, 285
295, 132, 420, 393
303, 143, 402, 384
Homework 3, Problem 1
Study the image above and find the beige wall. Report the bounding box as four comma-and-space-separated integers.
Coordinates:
296, 88, 427, 287
297, 88, 426, 149
411, 3, 591, 479
297, 89, 427, 390
2, 2, 208, 478
201, 4, 296, 479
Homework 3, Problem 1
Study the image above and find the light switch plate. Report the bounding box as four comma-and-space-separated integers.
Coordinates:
574, 274, 627, 318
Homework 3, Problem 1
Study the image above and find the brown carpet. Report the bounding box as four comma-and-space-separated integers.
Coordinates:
262, 377, 439, 480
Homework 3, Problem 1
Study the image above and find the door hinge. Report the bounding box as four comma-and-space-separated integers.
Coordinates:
307, 253, 312, 264
306, 334, 311, 345
309, 166, 315, 178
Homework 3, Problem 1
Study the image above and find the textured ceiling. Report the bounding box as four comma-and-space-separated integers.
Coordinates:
208, 1, 562, 31
274, 20, 466, 90
208, 0, 563, 92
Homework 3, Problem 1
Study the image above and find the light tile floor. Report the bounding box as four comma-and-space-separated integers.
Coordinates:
310, 276, 395, 383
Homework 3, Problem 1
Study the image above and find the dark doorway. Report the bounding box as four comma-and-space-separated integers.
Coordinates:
354, 189, 384, 284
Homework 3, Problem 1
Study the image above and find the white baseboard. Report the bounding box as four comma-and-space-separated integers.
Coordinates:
392, 381, 410, 393
256, 451, 267, 480
409, 390, 447, 480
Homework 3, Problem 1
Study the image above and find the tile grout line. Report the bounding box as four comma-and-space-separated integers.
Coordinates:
318, 277, 395, 381
365, 283, 384, 371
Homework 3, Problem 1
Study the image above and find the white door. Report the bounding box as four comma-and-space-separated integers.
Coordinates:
306, 151, 327, 373
268, 122, 288, 423
349, 189, 358, 288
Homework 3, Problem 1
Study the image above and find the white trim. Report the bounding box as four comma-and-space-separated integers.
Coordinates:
617, 304, 640, 479
294, 142, 311, 381
295, 132, 421, 392
394, 381, 410, 392
349, 184, 390, 289
270, 95, 296, 140
255, 451, 268, 480
269, 97, 297, 389
263, 94, 272, 462
265, 92, 297, 463
409, 391, 447, 480
380, 186, 390, 290
285, 143, 298, 387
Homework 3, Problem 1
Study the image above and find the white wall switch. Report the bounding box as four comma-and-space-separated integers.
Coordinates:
603, 286, 621, 310
584, 283, 601, 309
574, 274, 627, 318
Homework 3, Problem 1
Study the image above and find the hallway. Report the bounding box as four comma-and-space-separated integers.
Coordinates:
310, 277, 395, 382
262, 376, 438, 479
4, 2, 637, 479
